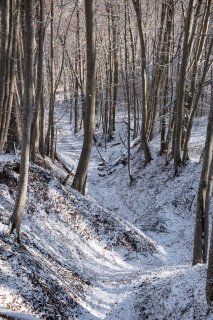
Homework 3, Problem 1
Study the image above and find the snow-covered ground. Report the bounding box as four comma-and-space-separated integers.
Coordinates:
0, 104, 212, 319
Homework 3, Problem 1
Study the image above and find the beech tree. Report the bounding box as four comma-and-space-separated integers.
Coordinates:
205, 79, 213, 303
193, 94, 213, 265
0, 0, 19, 153
31, 0, 45, 161
45, 0, 55, 160
173, 0, 196, 172
132, 0, 152, 165
10, 0, 34, 241
72, 0, 96, 194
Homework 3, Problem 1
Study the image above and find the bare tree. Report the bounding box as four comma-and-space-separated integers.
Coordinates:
31, 0, 45, 161
132, 0, 152, 165
0, 0, 18, 153
10, 0, 34, 241
173, 0, 196, 172
193, 96, 213, 265
205, 79, 213, 302
72, 0, 96, 194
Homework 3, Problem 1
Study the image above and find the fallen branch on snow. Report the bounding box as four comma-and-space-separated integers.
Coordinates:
93, 135, 106, 165
55, 152, 74, 185
97, 136, 140, 176
55, 152, 73, 174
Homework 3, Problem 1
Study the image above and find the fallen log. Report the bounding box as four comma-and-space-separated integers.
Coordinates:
55, 152, 74, 185
55, 152, 73, 174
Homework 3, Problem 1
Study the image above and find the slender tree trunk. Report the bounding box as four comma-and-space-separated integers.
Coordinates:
74, 0, 80, 134
72, 0, 96, 194
206, 78, 213, 303
174, 0, 196, 172
31, 0, 44, 161
127, 6, 138, 139
105, 2, 113, 140
0, 0, 9, 144
160, 0, 174, 154
182, 22, 213, 163
193, 78, 213, 265
132, 0, 152, 165
124, 0, 132, 184
45, 0, 55, 160
39, 86, 45, 157
206, 161, 213, 303
111, 4, 119, 132
1, 0, 19, 152
0, 0, 17, 152
10, 0, 34, 241
148, 0, 167, 141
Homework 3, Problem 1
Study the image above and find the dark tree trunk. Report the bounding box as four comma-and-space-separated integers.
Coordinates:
72, 0, 96, 194
132, 0, 152, 165
10, 0, 34, 241
31, 0, 44, 161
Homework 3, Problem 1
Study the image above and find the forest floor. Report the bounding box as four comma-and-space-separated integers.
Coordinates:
0, 104, 212, 319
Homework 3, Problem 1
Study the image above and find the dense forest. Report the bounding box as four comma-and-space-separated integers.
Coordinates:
0, 0, 213, 319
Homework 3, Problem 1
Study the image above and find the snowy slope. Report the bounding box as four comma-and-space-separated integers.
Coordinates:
0, 157, 164, 319
0, 104, 212, 320
55, 105, 212, 319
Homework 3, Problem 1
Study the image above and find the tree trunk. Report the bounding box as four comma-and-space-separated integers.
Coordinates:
182, 18, 213, 163
174, 0, 196, 172
193, 78, 213, 265
45, 0, 55, 160
0, 0, 9, 146
10, 0, 34, 242
31, 0, 44, 162
124, 0, 132, 184
132, 0, 152, 165
72, 0, 96, 194
0, 0, 17, 152
111, 4, 119, 132
206, 168, 213, 303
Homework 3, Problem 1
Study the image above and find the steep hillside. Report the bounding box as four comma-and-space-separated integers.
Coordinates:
0, 157, 164, 320
0, 109, 212, 320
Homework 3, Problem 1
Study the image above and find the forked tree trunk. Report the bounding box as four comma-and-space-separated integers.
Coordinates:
10, 0, 34, 241
72, 0, 96, 194
181, 0, 211, 162
174, 0, 195, 172
182, 33, 213, 164
148, 0, 167, 142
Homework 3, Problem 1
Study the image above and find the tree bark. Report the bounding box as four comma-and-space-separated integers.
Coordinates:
0, 0, 9, 145
174, 0, 196, 172
132, 0, 152, 165
31, 0, 44, 161
10, 0, 34, 241
193, 77, 213, 265
72, 0, 96, 194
